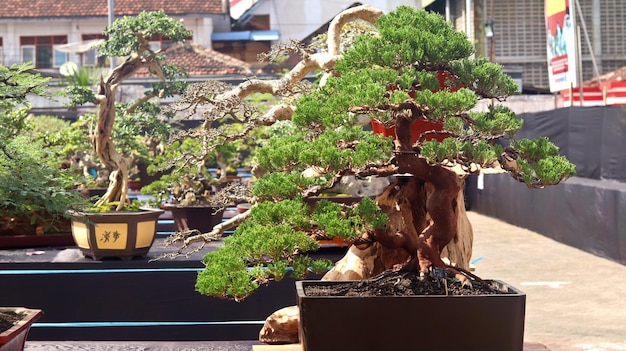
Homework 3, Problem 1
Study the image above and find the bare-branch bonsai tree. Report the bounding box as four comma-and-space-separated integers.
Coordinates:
67, 11, 190, 210
159, 5, 575, 302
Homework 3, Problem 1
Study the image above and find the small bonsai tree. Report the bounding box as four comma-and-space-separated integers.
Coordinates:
159, 5, 575, 301
0, 64, 89, 235
66, 11, 190, 210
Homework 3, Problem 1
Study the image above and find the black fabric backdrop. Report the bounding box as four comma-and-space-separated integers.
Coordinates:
469, 106, 626, 265
511, 106, 626, 182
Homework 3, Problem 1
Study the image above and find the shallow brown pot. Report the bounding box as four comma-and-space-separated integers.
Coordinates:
0, 308, 42, 351
0, 214, 73, 248
69, 208, 163, 260
168, 205, 224, 233
297, 280, 525, 351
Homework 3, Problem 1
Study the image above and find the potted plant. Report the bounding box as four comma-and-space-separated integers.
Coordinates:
140, 140, 226, 235
141, 93, 273, 236
63, 11, 191, 260
0, 64, 90, 248
152, 5, 575, 350
0, 308, 42, 351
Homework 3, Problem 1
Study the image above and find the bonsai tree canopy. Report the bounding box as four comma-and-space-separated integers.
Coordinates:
155, 6, 575, 301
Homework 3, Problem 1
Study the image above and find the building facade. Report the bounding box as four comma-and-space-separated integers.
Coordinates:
0, 0, 230, 73
427, 0, 626, 92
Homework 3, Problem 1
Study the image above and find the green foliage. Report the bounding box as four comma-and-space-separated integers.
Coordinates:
464, 140, 503, 167
60, 64, 104, 88
252, 173, 316, 201
300, 127, 394, 169
195, 196, 386, 298
0, 63, 50, 141
421, 138, 463, 163
58, 11, 191, 209
196, 248, 260, 300
145, 63, 189, 99
512, 137, 560, 162
511, 138, 577, 185
141, 135, 226, 206
196, 201, 326, 300
338, 7, 473, 70
469, 104, 523, 137
313, 197, 387, 240
114, 102, 173, 164
254, 133, 308, 171
85, 199, 144, 213
0, 136, 90, 229
452, 57, 520, 97
0, 63, 89, 231
255, 127, 393, 176
62, 86, 96, 107
97, 11, 191, 58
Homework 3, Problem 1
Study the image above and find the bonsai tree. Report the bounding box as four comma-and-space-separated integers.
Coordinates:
66, 10, 190, 210
141, 91, 275, 209
140, 136, 221, 207
0, 64, 89, 235
158, 5, 574, 302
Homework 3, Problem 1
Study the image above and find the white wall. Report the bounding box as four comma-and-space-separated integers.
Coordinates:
0, 15, 224, 67
251, 0, 421, 42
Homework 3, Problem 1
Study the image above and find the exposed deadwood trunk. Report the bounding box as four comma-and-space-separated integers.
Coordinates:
93, 76, 130, 209
271, 178, 473, 344
92, 36, 163, 210
322, 178, 473, 281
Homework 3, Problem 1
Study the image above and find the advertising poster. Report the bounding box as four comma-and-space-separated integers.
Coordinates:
545, 0, 578, 92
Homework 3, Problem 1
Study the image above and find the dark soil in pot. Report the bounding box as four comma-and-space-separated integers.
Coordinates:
0, 310, 24, 334
303, 270, 513, 297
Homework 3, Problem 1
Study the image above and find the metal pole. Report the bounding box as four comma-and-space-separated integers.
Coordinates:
574, 0, 601, 80
490, 0, 495, 63
108, 0, 115, 70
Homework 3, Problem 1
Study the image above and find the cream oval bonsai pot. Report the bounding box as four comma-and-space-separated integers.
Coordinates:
69, 207, 163, 260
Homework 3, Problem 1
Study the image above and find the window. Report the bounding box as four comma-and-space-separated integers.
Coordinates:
22, 46, 35, 65
20, 36, 68, 68
0, 37, 3, 65
149, 41, 162, 52
82, 34, 106, 67
148, 33, 192, 51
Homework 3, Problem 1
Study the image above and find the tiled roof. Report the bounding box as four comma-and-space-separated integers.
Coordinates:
134, 42, 252, 78
0, 0, 226, 19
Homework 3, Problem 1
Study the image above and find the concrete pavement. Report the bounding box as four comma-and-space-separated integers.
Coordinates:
468, 212, 626, 351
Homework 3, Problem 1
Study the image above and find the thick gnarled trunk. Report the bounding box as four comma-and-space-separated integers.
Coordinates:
93, 77, 130, 209
323, 177, 473, 281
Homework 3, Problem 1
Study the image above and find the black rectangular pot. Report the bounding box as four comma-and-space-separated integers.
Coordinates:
297, 279, 525, 351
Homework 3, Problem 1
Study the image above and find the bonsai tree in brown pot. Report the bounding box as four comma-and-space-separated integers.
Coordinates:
64, 11, 191, 260
140, 135, 227, 234
156, 5, 575, 350
0, 64, 90, 247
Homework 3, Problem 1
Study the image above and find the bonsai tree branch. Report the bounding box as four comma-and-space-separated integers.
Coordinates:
168, 5, 385, 161
154, 209, 254, 260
